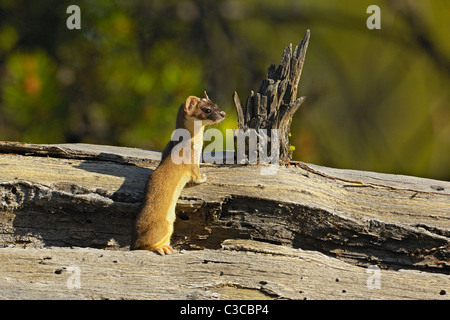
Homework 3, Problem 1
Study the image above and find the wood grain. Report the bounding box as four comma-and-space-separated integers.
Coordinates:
0, 240, 448, 300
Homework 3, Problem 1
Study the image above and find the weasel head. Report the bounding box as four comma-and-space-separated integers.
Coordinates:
181, 91, 226, 127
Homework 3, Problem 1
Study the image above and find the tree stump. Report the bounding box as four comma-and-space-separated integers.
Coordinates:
233, 30, 310, 164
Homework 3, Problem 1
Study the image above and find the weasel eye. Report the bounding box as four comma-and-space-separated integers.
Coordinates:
204, 109, 212, 114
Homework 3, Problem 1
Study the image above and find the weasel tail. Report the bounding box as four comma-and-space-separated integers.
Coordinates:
131, 92, 226, 255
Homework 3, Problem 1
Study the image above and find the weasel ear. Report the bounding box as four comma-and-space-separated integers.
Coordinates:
184, 96, 198, 114
202, 91, 209, 100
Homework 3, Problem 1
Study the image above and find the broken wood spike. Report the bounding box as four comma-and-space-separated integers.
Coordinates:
233, 30, 310, 164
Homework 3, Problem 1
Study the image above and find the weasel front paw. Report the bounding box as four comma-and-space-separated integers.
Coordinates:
155, 245, 174, 255
197, 174, 207, 183
192, 173, 207, 184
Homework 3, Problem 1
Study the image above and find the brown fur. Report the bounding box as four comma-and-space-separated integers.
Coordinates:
130, 92, 225, 254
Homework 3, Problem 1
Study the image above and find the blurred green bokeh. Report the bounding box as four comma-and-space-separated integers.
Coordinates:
0, 0, 449, 180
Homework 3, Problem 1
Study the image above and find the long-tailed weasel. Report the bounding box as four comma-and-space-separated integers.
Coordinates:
130, 92, 226, 254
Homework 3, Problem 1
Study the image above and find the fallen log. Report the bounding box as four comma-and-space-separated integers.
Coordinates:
0, 141, 448, 277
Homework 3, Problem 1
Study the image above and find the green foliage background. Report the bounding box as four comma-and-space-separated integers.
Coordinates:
0, 0, 449, 180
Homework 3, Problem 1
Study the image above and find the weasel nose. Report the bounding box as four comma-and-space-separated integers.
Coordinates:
220, 111, 226, 118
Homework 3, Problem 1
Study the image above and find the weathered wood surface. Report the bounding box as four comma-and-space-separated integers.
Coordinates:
1, 141, 449, 275
0, 240, 448, 300
0, 141, 449, 299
